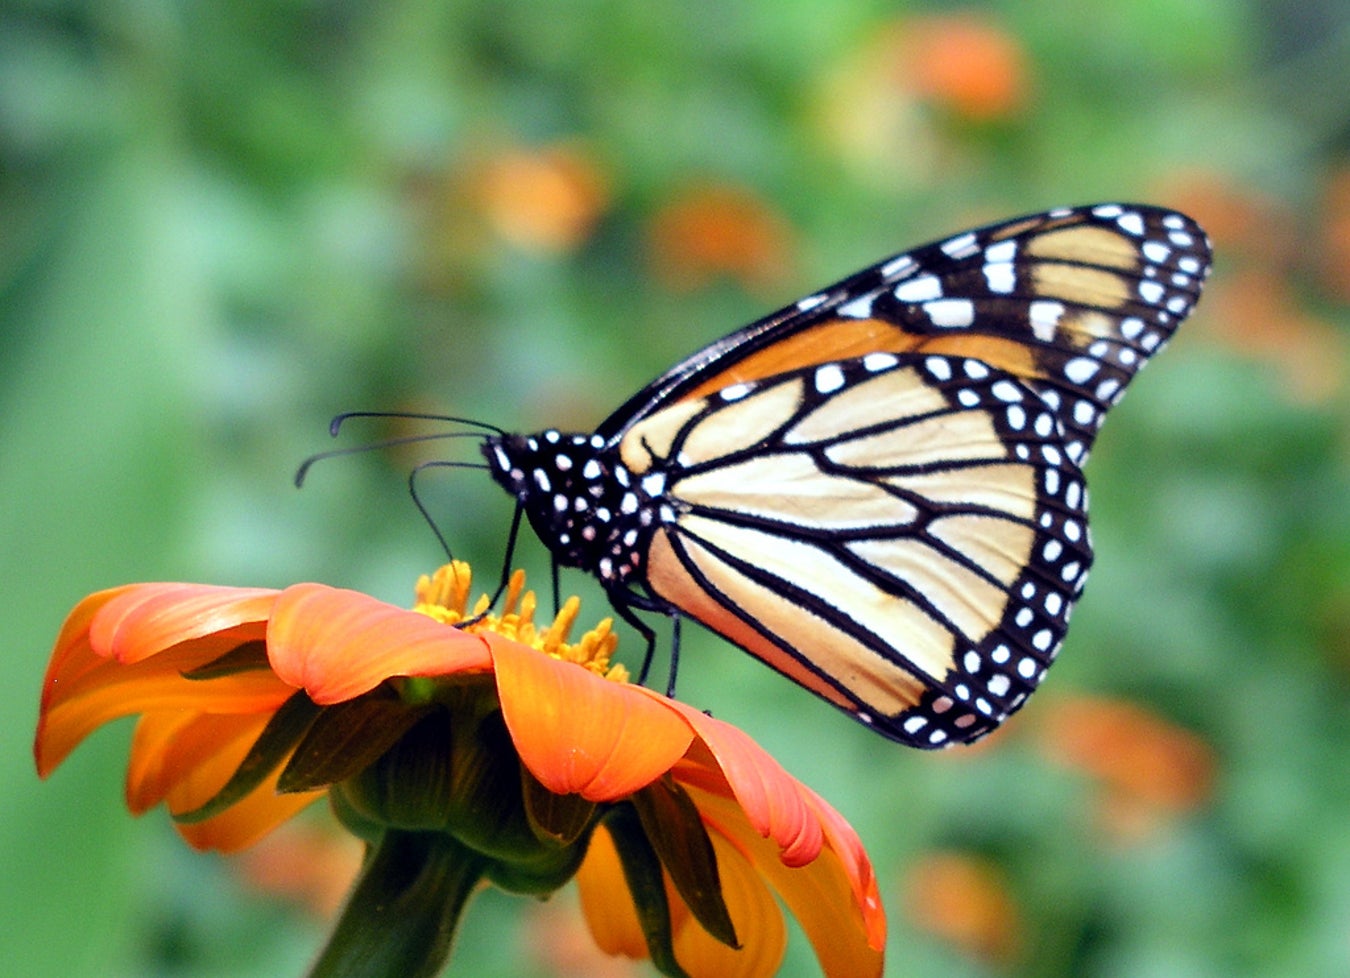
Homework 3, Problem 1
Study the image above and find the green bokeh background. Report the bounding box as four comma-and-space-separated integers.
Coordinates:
4, 1, 1349, 976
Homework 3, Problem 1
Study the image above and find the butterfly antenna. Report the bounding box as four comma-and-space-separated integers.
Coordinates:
406, 458, 491, 562
327, 410, 506, 438
295, 430, 492, 488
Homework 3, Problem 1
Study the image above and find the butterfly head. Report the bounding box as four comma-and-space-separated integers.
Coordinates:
482, 430, 661, 585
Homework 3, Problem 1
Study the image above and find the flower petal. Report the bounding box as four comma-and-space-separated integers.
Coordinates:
35, 583, 291, 776
39, 585, 146, 704
89, 584, 279, 665
267, 584, 492, 704
175, 766, 324, 853
798, 782, 886, 951
490, 635, 693, 800
36, 643, 292, 778
654, 696, 823, 867
126, 710, 321, 852
126, 710, 274, 813
687, 785, 885, 978
671, 831, 786, 978
575, 824, 649, 959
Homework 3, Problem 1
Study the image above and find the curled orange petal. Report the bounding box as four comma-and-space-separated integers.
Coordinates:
88, 583, 279, 665
126, 711, 273, 813
267, 584, 492, 704
670, 830, 787, 978
689, 786, 884, 978
658, 697, 823, 867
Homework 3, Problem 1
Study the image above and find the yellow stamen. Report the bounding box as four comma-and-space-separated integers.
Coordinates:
414, 562, 627, 681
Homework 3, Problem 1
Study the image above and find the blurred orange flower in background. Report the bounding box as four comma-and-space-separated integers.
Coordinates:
415, 139, 611, 285
646, 183, 797, 294
1034, 695, 1217, 842
811, 12, 1030, 185
897, 13, 1030, 122
903, 851, 1022, 965
1317, 165, 1350, 303
472, 142, 611, 253
1167, 169, 1348, 404
236, 817, 365, 919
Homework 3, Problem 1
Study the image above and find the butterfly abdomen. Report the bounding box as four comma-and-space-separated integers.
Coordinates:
483, 431, 665, 585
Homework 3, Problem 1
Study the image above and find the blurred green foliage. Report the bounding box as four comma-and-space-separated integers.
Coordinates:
4, 1, 1350, 976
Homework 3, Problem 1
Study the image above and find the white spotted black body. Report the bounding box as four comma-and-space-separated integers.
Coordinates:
484, 430, 666, 586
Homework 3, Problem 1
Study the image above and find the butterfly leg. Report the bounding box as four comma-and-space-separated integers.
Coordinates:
607, 595, 657, 684
606, 588, 686, 696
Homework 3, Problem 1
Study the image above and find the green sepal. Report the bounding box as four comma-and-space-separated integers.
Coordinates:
306, 829, 485, 978
279, 692, 434, 793
632, 775, 738, 950
604, 803, 691, 978
174, 690, 322, 824
181, 639, 269, 679
481, 830, 589, 896
522, 766, 597, 846
336, 709, 461, 832
328, 782, 386, 847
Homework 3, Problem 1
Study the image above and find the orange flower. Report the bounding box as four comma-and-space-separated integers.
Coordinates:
36, 563, 884, 978
810, 14, 1029, 186
903, 852, 1021, 964
899, 14, 1030, 122
1035, 695, 1216, 842
646, 183, 796, 294
1162, 169, 1347, 404
473, 142, 610, 253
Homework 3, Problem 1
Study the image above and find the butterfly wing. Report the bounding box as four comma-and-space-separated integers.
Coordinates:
598, 203, 1211, 465
487, 203, 1210, 746
616, 352, 1092, 746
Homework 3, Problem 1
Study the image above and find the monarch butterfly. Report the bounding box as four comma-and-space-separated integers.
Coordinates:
482, 204, 1211, 747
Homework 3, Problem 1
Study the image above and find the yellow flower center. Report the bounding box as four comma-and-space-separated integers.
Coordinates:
414, 561, 628, 682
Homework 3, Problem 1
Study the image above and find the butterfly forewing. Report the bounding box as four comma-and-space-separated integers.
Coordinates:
484, 203, 1211, 747
597, 204, 1211, 464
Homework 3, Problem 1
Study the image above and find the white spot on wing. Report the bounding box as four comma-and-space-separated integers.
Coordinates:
837, 292, 876, 319
1029, 301, 1065, 341
814, 363, 846, 394
1063, 357, 1099, 384
1116, 211, 1145, 236
923, 298, 975, 328
880, 254, 918, 278
940, 231, 979, 259
894, 275, 943, 303
925, 357, 953, 381
1142, 240, 1171, 263
984, 262, 1016, 294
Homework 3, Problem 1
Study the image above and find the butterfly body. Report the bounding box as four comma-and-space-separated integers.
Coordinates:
482, 204, 1211, 747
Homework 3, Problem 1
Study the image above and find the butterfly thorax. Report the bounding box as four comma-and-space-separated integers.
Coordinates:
482, 430, 666, 585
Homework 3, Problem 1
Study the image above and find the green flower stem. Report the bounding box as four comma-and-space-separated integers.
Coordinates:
307, 829, 486, 978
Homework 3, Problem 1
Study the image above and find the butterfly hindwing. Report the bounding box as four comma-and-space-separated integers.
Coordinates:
622, 353, 1092, 746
